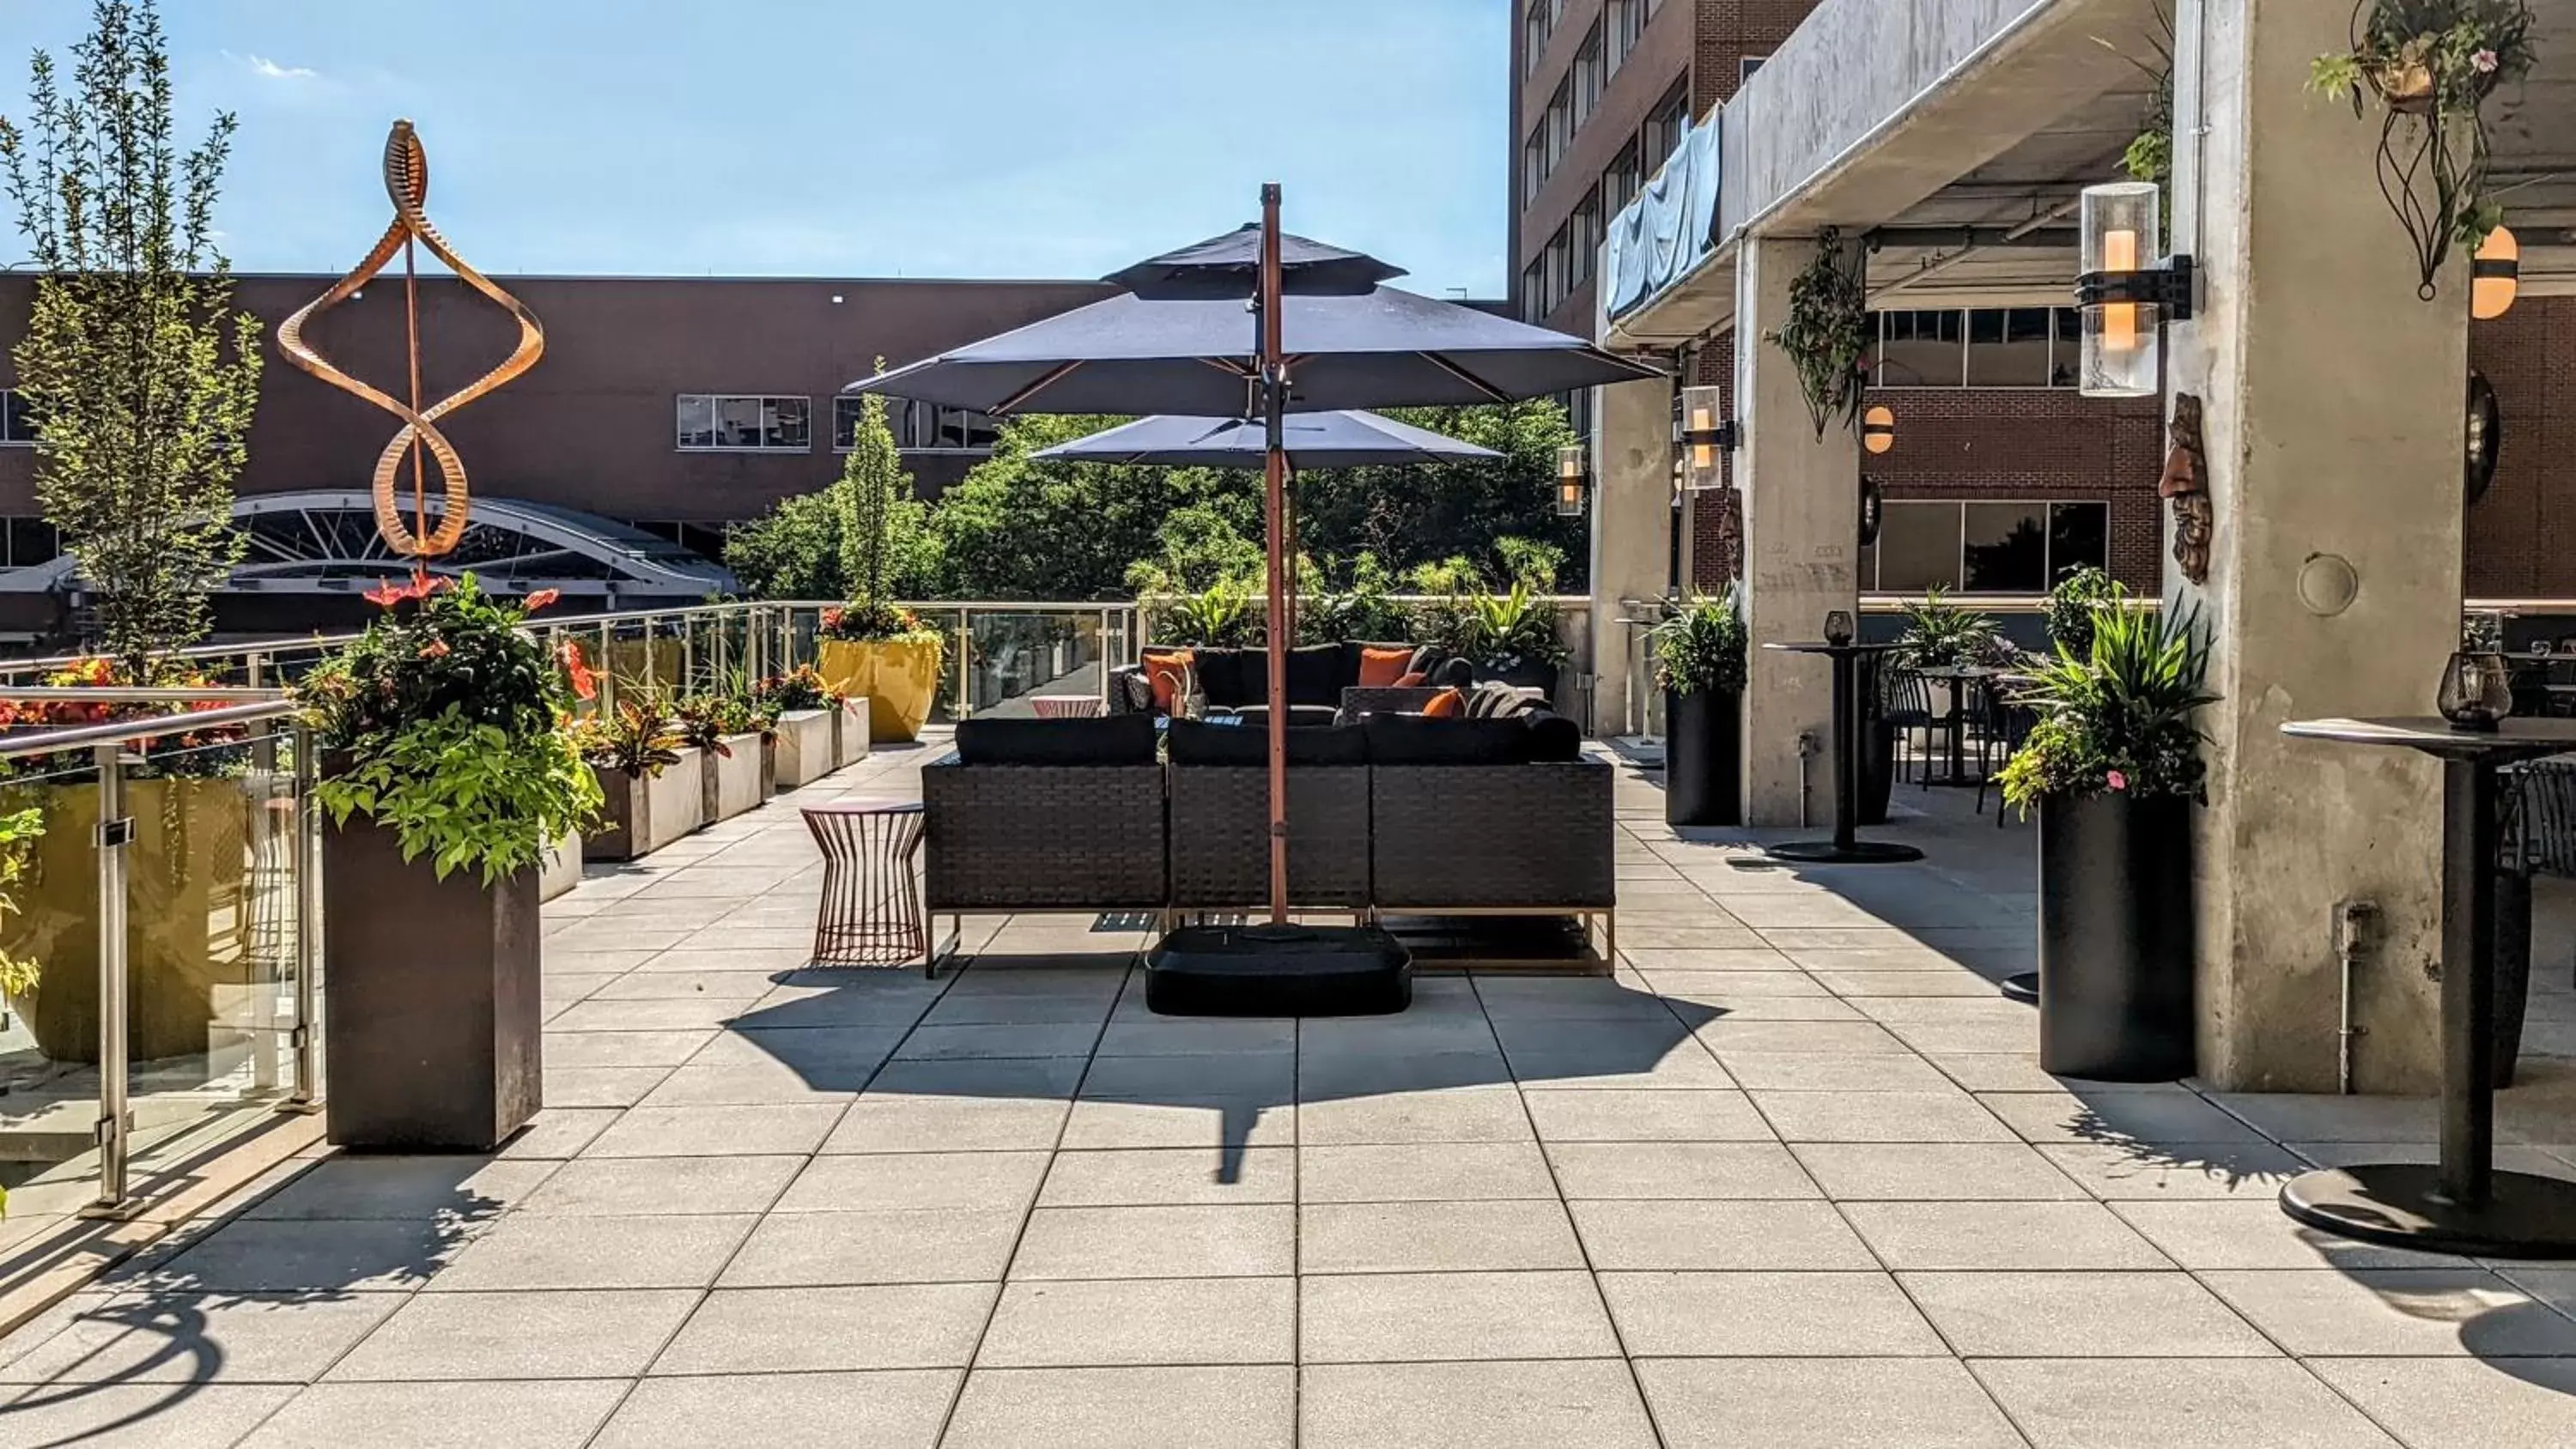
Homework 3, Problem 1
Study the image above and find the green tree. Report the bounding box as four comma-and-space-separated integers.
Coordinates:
721, 489, 846, 600
723, 390, 939, 603
1294, 399, 1583, 591
933, 415, 1232, 600
0, 0, 261, 674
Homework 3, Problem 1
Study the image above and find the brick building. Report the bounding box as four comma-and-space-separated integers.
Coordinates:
1511, 0, 2573, 600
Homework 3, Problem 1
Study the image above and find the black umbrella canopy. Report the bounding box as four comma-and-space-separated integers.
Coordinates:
1104, 223, 1405, 300
1029, 409, 1501, 470
847, 287, 1666, 416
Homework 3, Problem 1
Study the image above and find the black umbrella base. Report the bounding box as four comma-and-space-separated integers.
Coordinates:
1766, 840, 1925, 864
1146, 924, 1412, 1017
2280, 1165, 2576, 1258
2000, 972, 2040, 1004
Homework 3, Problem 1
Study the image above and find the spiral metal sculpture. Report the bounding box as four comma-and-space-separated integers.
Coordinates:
276, 120, 544, 559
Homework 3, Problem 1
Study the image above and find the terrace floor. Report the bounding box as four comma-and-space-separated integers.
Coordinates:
6, 737, 2576, 1446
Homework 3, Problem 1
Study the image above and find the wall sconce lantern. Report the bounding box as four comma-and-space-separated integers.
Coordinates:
1858, 476, 1884, 546
2075, 181, 2193, 400
2472, 227, 2519, 322
1862, 404, 1896, 456
1675, 384, 1736, 491
1556, 444, 1589, 517
2466, 370, 2502, 504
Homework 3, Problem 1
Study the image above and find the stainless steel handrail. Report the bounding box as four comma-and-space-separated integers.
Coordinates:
0, 698, 299, 760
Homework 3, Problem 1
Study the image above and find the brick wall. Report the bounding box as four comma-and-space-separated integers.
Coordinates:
2468, 296, 2576, 598
1692, 0, 1821, 113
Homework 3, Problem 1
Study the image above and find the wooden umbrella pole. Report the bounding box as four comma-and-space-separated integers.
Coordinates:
1260, 182, 1291, 925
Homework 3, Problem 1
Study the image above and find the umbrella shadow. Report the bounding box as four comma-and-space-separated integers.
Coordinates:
726, 963, 1727, 1186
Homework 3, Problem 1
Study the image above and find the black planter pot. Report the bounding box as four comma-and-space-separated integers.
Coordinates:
1860, 718, 1898, 827
2038, 791, 2195, 1082
324, 816, 544, 1150
1488, 658, 1563, 695
2495, 868, 2534, 1089
1664, 688, 1742, 828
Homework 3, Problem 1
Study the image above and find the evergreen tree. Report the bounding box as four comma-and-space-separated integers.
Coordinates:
0, 0, 261, 674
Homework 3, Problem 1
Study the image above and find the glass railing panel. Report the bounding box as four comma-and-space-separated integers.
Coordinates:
963, 610, 1108, 718
0, 750, 107, 1240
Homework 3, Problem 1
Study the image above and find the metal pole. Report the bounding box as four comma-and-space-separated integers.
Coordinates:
598, 619, 616, 714
92, 743, 131, 1211
957, 612, 973, 718
1259, 181, 1291, 924
248, 719, 280, 1094
291, 723, 320, 1107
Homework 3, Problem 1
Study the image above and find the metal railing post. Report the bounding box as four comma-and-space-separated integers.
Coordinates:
291, 723, 320, 1108
598, 619, 616, 714
714, 615, 729, 692
248, 719, 280, 1094
92, 743, 131, 1211
956, 611, 974, 718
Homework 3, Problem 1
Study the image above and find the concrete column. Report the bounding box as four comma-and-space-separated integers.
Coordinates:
1589, 376, 1676, 738
2170, 0, 2467, 1092
1735, 238, 1862, 825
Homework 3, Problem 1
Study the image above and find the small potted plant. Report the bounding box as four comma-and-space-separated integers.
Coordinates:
756, 665, 841, 789
1471, 582, 1574, 696
1654, 591, 1748, 828
675, 691, 769, 823
572, 695, 698, 861
300, 574, 601, 1149
1999, 591, 2215, 1082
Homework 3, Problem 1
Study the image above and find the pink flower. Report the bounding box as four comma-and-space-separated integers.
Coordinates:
2106, 770, 2129, 791
2472, 49, 2500, 74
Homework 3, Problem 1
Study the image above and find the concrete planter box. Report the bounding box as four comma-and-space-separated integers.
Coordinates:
771, 710, 835, 789
832, 699, 874, 771
584, 749, 705, 861
324, 813, 541, 1151
702, 734, 767, 823
538, 827, 582, 902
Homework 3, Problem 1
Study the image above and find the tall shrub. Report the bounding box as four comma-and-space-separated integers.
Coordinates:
0, 0, 261, 674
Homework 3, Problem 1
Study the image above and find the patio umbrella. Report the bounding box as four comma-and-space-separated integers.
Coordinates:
1028, 409, 1500, 470
1105, 223, 1404, 300
850, 188, 1665, 999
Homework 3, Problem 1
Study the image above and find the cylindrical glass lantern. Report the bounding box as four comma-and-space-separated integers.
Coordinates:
1556, 444, 1587, 516
2080, 182, 2162, 399
1680, 385, 1725, 491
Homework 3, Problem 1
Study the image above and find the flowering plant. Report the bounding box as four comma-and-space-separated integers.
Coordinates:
1998, 588, 2216, 814
301, 573, 598, 882
817, 602, 941, 645
568, 699, 683, 779
0, 657, 246, 779
752, 664, 839, 713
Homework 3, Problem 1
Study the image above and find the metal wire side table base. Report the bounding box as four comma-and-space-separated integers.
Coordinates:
802, 801, 930, 973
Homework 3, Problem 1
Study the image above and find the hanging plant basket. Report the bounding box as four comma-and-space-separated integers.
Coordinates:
1765, 227, 1872, 441
2308, 0, 2538, 300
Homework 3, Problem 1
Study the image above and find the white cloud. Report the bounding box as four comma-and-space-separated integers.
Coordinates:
225, 52, 318, 82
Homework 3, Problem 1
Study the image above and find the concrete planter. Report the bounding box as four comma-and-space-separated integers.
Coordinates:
538, 827, 582, 902
702, 734, 766, 823
771, 710, 835, 789
584, 749, 705, 861
832, 699, 874, 771
324, 813, 541, 1151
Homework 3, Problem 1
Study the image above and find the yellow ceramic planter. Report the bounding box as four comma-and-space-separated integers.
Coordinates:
817, 637, 944, 743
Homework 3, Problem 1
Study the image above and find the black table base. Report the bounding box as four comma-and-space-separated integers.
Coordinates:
1999, 971, 2038, 1004
2280, 1164, 2576, 1258
1767, 840, 1924, 864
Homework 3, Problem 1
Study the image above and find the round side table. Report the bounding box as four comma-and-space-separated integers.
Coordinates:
1031, 695, 1106, 718
800, 800, 931, 974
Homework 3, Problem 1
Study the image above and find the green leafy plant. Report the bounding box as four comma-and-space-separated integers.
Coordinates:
670, 693, 750, 755
753, 664, 837, 713
2000, 590, 2218, 813
2044, 566, 2123, 661
1157, 581, 1258, 648
2308, 0, 2537, 294
1765, 226, 1872, 440
1652, 591, 1749, 697
1467, 582, 1571, 673
301, 576, 600, 882
1297, 553, 1415, 646
0, 0, 264, 674
2097, 5, 2176, 197
1895, 587, 2006, 670
571, 698, 684, 779
0, 806, 48, 1002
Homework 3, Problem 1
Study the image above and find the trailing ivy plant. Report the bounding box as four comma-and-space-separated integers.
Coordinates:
1652, 590, 1749, 697
2309, 0, 2537, 299
1765, 227, 1872, 440
2000, 590, 2218, 814
301, 576, 601, 883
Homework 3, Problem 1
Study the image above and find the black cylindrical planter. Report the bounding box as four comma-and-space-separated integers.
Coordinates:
1860, 718, 1897, 827
2495, 868, 2533, 1089
2038, 791, 2195, 1081
1664, 688, 1742, 827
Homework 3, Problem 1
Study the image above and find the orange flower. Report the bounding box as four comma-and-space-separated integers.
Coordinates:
524, 588, 562, 613
558, 640, 598, 700
419, 640, 452, 659
363, 578, 409, 608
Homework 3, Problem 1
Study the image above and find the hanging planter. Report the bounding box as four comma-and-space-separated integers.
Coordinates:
2309, 0, 2537, 300
1765, 227, 1872, 440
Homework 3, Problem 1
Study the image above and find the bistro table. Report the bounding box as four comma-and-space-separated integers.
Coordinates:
1915, 664, 2005, 787
1761, 642, 1923, 864
2276, 716, 2576, 1256
1030, 694, 1106, 718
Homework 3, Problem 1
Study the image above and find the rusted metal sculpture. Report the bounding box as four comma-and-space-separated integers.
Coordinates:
277, 120, 543, 559
2160, 392, 2212, 586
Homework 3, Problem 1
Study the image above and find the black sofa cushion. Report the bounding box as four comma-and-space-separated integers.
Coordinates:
1525, 711, 1584, 762
1191, 647, 1256, 708
1170, 718, 1369, 766
955, 713, 1158, 766
1286, 644, 1342, 707
1363, 714, 1533, 765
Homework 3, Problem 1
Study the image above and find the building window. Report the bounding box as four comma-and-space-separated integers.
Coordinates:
1606, 138, 1643, 215
1572, 22, 1606, 132
1873, 308, 2085, 389
1739, 56, 1768, 84
1643, 79, 1690, 172
1522, 131, 1545, 206
0, 389, 33, 446
1965, 308, 2054, 387
1865, 500, 2111, 593
1520, 261, 1546, 322
886, 400, 999, 453
1609, 0, 1647, 73
0, 517, 60, 568
1522, 0, 1550, 75
627, 519, 734, 560
1542, 224, 1572, 317
1570, 188, 1601, 288
1544, 80, 1572, 179
1562, 387, 1595, 444
677, 394, 809, 452
1876, 311, 1967, 387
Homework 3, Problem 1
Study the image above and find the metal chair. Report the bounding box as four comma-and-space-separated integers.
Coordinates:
1880, 665, 1938, 786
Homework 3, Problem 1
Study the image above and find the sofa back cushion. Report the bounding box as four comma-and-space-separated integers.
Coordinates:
1364, 714, 1531, 765
1525, 711, 1584, 762
1169, 718, 1368, 766
1286, 643, 1343, 706
955, 713, 1159, 766
1190, 647, 1256, 707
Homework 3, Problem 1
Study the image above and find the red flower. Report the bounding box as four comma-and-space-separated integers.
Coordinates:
524, 588, 562, 613
419, 640, 452, 659
558, 640, 598, 701
820, 606, 844, 631
363, 579, 409, 608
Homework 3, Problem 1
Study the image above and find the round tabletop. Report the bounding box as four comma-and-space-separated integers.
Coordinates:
2281, 717, 2576, 758
1914, 664, 2007, 680
1765, 641, 1901, 658
803, 798, 925, 816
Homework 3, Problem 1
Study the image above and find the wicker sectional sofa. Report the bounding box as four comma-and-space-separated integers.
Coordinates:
919, 712, 1614, 972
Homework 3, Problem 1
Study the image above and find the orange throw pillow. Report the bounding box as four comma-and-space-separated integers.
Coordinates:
1392, 670, 1427, 688
1358, 646, 1417, 688
1142, 649, 1194, 714
1422, 687, 1465, 718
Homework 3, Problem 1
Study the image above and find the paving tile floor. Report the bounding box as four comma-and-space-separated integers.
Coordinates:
7, 737, 2576, 1445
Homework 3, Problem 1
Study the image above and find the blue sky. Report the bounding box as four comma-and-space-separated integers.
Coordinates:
0, 0, 1507, 295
